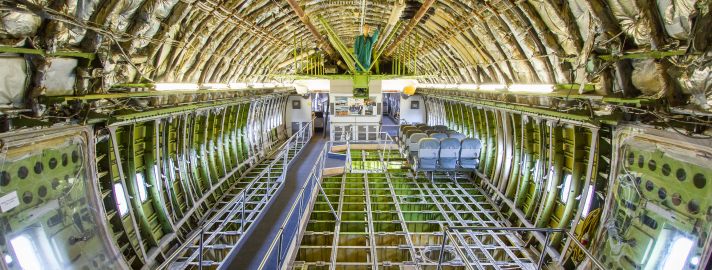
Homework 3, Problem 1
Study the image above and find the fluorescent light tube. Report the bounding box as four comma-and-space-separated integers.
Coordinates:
154, 83, 199, 91
200, 83, 229, 90
509, 84, 554, 93
458, 84, 479, 90
479, 84, 506, 91
229, 83, 247, 89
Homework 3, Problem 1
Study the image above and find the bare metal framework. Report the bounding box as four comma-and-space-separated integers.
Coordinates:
157, 120, 315, 269
249, 118, 615, 270
261, 129, 602, 269
437, 227, 607, 270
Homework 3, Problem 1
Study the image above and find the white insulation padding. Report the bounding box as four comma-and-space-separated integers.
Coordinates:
0, 54, 27, 106
44, 58, 78, 96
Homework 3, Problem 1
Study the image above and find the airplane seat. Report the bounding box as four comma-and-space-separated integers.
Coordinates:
425, 130, 440, 135
419, 126, 433, 132
430, 133, 448, 142
409, 133, 429, 156
402, 129, 419, 151
404, 128, 420, 140
401, 127, 419, 145
443, 130, 457, 136
415, 124, 427, 128
434, 125, 448, 131
460, 138, 482, 169
449, 133, 467, 141
439, 138, 461, 169
418, 138, 440, 169
400, 124, 413, 132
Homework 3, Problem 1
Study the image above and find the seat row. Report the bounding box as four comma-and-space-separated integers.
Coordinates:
399, 124, 482, 169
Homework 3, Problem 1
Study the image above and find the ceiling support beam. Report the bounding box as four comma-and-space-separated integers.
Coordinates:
285, 0, 348, 70
383, 0, 435, 57
278, 50, 316, 68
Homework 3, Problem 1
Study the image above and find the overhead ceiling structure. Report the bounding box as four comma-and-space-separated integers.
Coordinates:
2, 1, 712, 270
1, 0, 710, 111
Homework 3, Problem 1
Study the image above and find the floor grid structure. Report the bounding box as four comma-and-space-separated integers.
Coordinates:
167, 140, 308, 269
294, 149, 538, 270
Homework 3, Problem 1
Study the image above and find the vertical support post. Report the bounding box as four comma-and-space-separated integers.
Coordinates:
278, 232, 284, 269
301, 36, 304, 74
268, 161, 272, 194
386, 138, 391, 167
298, 188, 303, 221
412, 36, 416, 73
396, 47, 399, 75
415, 31, 419, 75
241, 192, 246, 234
199, 226, 204, 270
436, 228, 449, 270
537, 228, 553, 270
395, 47, 399, 75
395, 46, 399, 75
294, 32, 297, 74
320, 143, 326, 176
398, 46, 402, 75
284, 146, 288, 172
407, 35, 412, 74
402, 45, 405, 75
402, 45, 406, 74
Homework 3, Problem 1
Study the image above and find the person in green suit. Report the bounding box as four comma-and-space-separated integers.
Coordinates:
353, 23, 380, 72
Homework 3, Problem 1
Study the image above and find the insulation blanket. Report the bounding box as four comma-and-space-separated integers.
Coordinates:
0, 55, 27, 106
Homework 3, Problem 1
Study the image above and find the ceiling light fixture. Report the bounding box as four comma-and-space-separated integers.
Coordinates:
479, 84, 507, 91
154, 83, 199, 91
200, 83, 229, 90
458, 84, 479, 90
229, 83, 247, 89
509, 84, 554, 93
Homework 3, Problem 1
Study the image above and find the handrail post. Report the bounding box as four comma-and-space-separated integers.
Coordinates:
199, 225, 204, 270
436, 227, 449, 270
284, 140, 289, 168
278, 231, 284, 269
537, 228, 553, 270
298, 190, 303, 221
241, 192, 245, 234
268, 162, 272, 194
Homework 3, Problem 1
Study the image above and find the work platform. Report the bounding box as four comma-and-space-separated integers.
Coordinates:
249, 129, 604, 270
164, 124, 604, 270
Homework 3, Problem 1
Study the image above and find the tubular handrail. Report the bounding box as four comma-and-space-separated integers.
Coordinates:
157, 119, 315, 270
330, 124, 401, 140
339, 131, 396, 143
436, 226, 608, 270
257, 144, 329, 269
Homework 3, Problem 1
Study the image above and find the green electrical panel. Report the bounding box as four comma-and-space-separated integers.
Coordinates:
353, 72, 370, 98
596, 127, 712, 270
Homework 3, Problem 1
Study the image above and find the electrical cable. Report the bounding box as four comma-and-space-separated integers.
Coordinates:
572, 208, 601, 262
614, 105, 712, 138
110, 37, 155, 83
